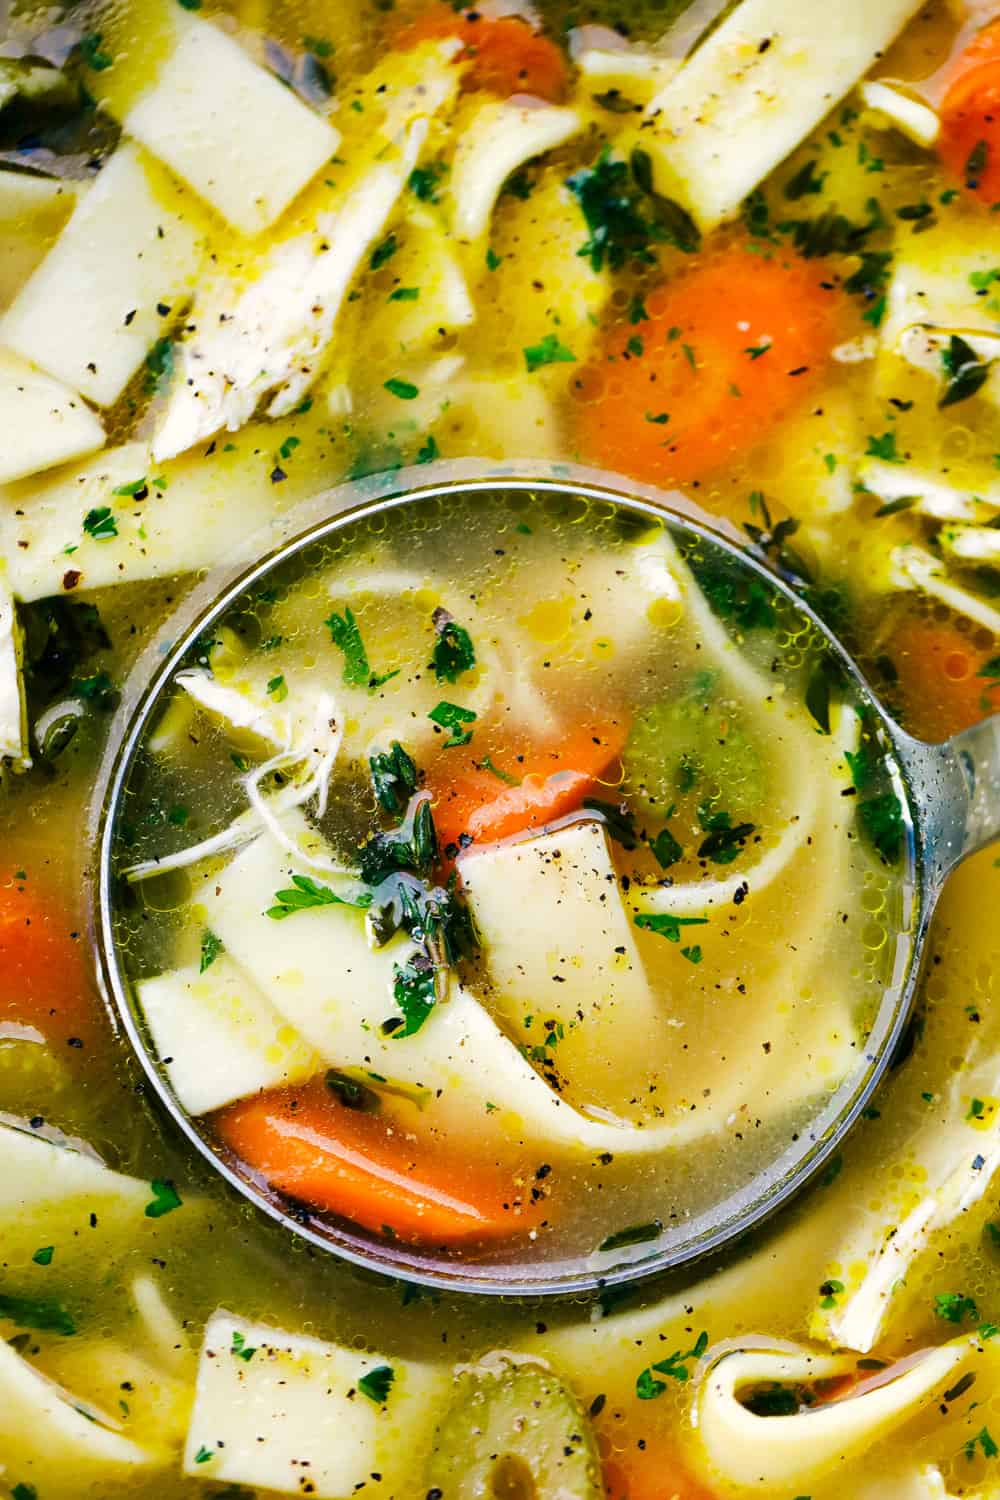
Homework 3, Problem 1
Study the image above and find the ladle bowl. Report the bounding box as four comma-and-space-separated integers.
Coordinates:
92, 463, 1000, 1297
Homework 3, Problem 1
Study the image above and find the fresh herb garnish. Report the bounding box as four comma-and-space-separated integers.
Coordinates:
145, 1179, 182, 1218
266, 673, 288, 702
784, 157, 826, 199
964, 1425, 999, 1460
384, 376, 419, 401
635, 1331, 708, 1398
428, 701, 476, 747
598, 1220, 662, 1253
819, 1277, 845, 1309
583, 797, 639, 850
199, 930, 223, 972
370, 234, 398, 270
696, 807, 755, 865
694, 560, 776, 631
389, 958, 436, 1037
634, 913, 709, 943
408, 164, 443, 202
358, 797, 439, 886
936, 1292, 979, 1324
144, 337, 174, 395
681, 944, 702, 964
388, 286, 420, 302
231, 1329, 256, 1362
194, 1446, 213, 1464
369, 741, 418, 815
866, 431, 902, 464
325, 1070, 379, 1112
476, 755, 521, 786
430, 609, 475, 683
266, 874, 364, 921
416, 433, 439, 464
83, 506, 118, 541
325, 606, 398, 689
858, 791, 904, 863
79, 32, 113, 69
32, 1245, 54, 1266
358, 1364, 395, 1404
523, 334, 576, 373
0, 1293, 76, 1334
939, 334, 991, 408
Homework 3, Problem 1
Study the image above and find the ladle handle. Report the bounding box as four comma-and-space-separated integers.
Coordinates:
897, 714, 1000, 896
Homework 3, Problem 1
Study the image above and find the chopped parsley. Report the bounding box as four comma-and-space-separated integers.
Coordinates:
388, 286, 420, 302
523, 334, 576, 373
231, 1329, 256, 1362
865, 431, 902, 464
194, 1446, 214, 1465
266, 673, 288, 702
430, 609, 476, 683
784, 157, 827, 199
428, 701, 476, 747
325, 606, 398, 689
145, 1179, 183, 1218
598, 1220, 662, 1253
79, 32, 113, 69
486, 247, 502, 271
83, 506, 118, 541
0, 1293, 76, 1335
389, 958, 436, 1037
199, 930, 223, 972
112, 477, 149, 498
858, 791, 904, 863
819, 1277, 845, 1309
384, 376, 419, 401
650, 825, 683, 869
31, 1246, 54, 1265
144, 337, 174, 395
634, 913, 709, 943
477, 755, 521, 786
964, 1426, 999, 1460
697, 807, 755, 865
266, 874, 365, 921
370, 234, 398, 270
635, 1331, 708, 1398
935, 1292, 979, 1324
408, 163, 443, 202
358, 1364, 395, 1404
681, 944, 702, 964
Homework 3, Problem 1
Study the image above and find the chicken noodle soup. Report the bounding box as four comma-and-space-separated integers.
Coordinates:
106, 486, 910, 1269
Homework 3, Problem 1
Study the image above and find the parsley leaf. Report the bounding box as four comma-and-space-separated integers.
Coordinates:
199, 930, 223, 972
936, 1292, 979, 1324
83, 506, 118, 541
0, 1293, 76, 1335
384, 376, 419, 401
325, 606, 398, 689
145, 1179, 182, 1218
32, 1245, 54, 1266
408, 164, 443, 202
964, 1425, 999, 1460
231, 1329, 256, 1361
266, 874, 364, 921
358, 1364, 395, 1404
79, 32, 113, 69
858, 791, 904, 863
865, 431, 902, 464
388, 958, 436, 1038
636, 1331, 708, 1398
523, 334, 576, 373
370, 234, 398, 269
634, 913, 709, 943
428, 700, 476, 747
430, 609, 476, 682
939, 334, 991, 408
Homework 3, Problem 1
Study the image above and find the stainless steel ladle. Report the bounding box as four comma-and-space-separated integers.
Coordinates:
93, 463, 1000, 1297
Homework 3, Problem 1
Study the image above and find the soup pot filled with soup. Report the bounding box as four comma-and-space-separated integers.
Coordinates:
8, 0, 1000, 1495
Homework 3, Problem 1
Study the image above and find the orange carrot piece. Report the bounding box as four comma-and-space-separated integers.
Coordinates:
393, 5, 568, 101
940, 22, 1000, 203
213, 1080, 537, 1245
887, 616, 1000, 741
426, 717, 628, 852
575, 246, 845, 488
0, 877, 96, 1047
603, 1451, 718, 1500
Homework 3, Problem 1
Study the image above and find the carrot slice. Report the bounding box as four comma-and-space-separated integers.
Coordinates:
0, 876, 96, 1047
887, 616, 1000, 740
214, 1080, 537, 1245
940, 22, 1000, 203
575, 246, 845, 488
426, 717, 628, 852
393, 5, 568, 101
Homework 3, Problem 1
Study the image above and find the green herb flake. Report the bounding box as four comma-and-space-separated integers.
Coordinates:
145, 1179, 182, 1218
231, 1329, 257, 1362
634, 913, 708, 943
32, 1246, 54, 1266
266, 674, 288, 702
325, 606, 398, 689
428, 701, 476, 747
388, 286, 420, 302
278, 435, 300, 461
523, 334, 576, 373
964, 1425, 999, 1460
144, 337, 174, 395
389, 958, 436, 1038
358, 1364, 395, 1404
650, 826, 683, 869
939, 333, 991, 408
112, 477, 148, 498
486, 247, 502, 271
194, 1446, 214, 1465
936, 1292, 979, 1324
416, 434, 439, 465
199, 930, 223, 973
80, 32, 113, 69
476, 755, 521, 786
12, 1485, 38, 1500
408, 164, 443, 202
598, 1220, 662, 1253
820, 1153, 843, 1187
819, 1277, 845, 1309
681, 944, 702, 964
0, 1293, 76, 1335
384, 377, 419, 401
430, 612, 476, 683
370, 234, 398, 270
636, 1331, 708, 1398
266, 874, 362, 921
369, 742, 418, 815
865, 431, 902, 463
83, 506, 118, 541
